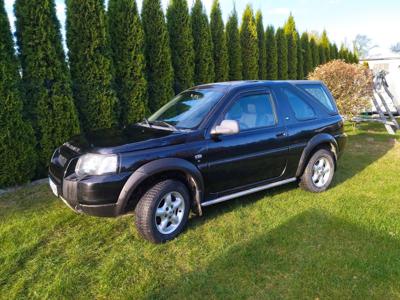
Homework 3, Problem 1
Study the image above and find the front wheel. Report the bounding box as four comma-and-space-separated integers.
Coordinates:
299, 149, 335, 193
135, 179, 190, 243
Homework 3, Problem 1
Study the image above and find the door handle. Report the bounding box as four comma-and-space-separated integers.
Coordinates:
276, 132, 287, 138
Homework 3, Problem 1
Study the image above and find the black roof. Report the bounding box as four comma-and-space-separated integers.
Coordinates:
192, 80, 323, 91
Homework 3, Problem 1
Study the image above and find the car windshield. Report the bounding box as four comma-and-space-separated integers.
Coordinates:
148, 89, 224, 129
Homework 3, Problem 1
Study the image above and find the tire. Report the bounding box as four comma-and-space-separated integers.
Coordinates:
299, 149, 335, 193
135, 179, 190, 243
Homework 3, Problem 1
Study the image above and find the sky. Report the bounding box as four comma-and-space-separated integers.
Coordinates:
4, 0, 400, 58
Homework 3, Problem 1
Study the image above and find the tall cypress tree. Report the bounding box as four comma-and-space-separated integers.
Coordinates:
265, 25, 278, 80
296, 31, 304, 79
301, 32, 313, 77
319, 44, 327, 65
0, 0, 36, 187
108, 0, 147, 125
15, 0, 79, 173
276, 28, 288, 80
167, 0, 194, 93
191, 0, 214, 85
320, 30, 331, 61
66, 0, 117, 132
310, 37, 320, 69
142, 0, 174, 112
240, 5, 258, 80
284, 14, 298, 79
226, 8, 242, 80
330, 43, 339, 60
256, 10, 266, 79
210, 0, 228, 82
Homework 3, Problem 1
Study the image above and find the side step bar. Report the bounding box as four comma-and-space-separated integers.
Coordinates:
201, 177, 297, 207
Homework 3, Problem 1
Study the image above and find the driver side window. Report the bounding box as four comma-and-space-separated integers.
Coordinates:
224, 94, 276, 130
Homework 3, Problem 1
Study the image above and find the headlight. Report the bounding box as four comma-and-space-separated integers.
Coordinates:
75, 154, 118, 176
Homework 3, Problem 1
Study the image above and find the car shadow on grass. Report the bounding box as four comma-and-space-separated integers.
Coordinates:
149, 209, 400, 299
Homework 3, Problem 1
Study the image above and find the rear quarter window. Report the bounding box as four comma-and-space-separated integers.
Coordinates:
280, 88, 316, 121
298, 84, 337, 113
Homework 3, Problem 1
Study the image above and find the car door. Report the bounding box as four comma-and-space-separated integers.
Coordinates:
203, 89, 289, 195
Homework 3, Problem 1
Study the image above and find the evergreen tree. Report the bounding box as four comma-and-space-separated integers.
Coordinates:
210, 0, 228, 82
226, 8, 242, 80
0, 0, 36, 187
15, 0, 79, 173
66, 0, 117, 132
256, 10, 266, 79
240, 5, 258, 80
329, 43, 335, 59
276, 28, 288, 80
330, 43, 339, 59
108, 0, 147, 125
142, 0, 174, 112
265, 25, 278, 80
191, 0, 214, 85
310, 37, 320, 68
296, 31, 304, 79
319, 44, 327, 64
301, 32, 313, 77
167, 0, 195, 92
320, 30, 331, 61
284, 14, 297, 79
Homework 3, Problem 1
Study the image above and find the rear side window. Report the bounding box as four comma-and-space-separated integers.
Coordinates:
281, 88, 316, 121
298, 84, 336, 113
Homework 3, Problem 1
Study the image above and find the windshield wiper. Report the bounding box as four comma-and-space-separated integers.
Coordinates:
141, 117, 152, 127
150, 120, 178, 131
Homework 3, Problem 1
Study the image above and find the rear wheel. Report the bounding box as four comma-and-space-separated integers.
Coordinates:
300, 149, 335, 193
135, 179, 190, 243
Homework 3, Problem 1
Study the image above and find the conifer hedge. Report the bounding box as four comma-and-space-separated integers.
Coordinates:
108, 0, 147, 125
256, 10, 266, 80
301, 32, 313, 77
0, 0, 36, 187
284, 15, 298, 80
167, 0, 195, 93
15, 0, 80, 173
191, 0, 214, 85
66, 0, 117, 132
210, 0, 228, 82
141, 0, 174, 112
276, 28, 288, 80
240, 5, 258, 80
265, 25, 278, 80
226, 8, 242, 81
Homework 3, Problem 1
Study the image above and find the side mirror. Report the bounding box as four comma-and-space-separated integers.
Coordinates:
211, 120, 240, 136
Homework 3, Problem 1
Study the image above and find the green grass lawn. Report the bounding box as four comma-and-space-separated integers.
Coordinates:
1, 123, 400, 299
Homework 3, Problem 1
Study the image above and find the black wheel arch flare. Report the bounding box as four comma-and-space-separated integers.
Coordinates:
116, 158, 205, 216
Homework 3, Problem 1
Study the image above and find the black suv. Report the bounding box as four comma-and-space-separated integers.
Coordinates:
49, 81, 346, 243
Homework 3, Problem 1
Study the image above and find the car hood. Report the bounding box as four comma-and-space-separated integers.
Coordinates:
65, 124, 189, 154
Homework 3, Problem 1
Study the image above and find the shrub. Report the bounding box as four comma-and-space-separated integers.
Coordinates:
15, 0, 80, 174
240, 5, 258, 80
191, 0, 214, 85
141, 0, 174, 112
276, 28, 288, 80
308, 60, 373, 118
66, 0, 117, 132
265, 25, 278, 80
167, 0, 194, 93
108, 0, 147, 125
0, 0, 36, 187
210, 0, 228, 82
226, 8, 242, 80
256, 10, 266, 79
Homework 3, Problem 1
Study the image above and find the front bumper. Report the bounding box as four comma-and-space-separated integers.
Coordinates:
48, 172, 131, 217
